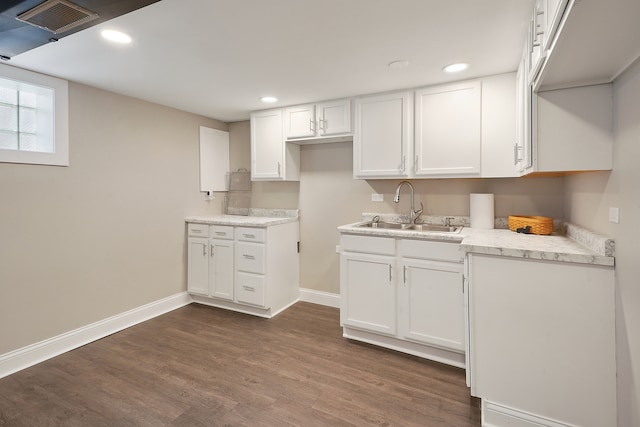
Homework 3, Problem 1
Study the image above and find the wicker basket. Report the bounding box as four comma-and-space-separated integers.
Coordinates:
508, 215, 554, 235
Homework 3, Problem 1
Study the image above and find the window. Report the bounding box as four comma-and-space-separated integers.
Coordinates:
0, 63, 68, 166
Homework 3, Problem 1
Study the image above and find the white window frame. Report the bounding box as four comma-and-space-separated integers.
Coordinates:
0, 63, 69, 166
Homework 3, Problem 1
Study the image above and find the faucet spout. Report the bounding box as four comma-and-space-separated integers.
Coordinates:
393, 180, 424, 224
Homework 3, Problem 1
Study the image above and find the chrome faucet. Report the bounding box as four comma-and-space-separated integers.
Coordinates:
393, 181, 424, 224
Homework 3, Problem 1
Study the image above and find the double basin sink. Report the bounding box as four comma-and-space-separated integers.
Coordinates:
358, 221, 461, 233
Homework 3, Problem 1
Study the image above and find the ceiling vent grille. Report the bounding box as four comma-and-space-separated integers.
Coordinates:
16, 0, 99, 34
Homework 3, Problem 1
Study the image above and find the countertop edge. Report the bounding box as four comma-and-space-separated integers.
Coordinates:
338, 222, 614, 267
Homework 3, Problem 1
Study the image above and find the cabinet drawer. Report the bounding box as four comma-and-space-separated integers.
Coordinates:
210, 225, 234, 240
341, 234, 395, 256
236, 272, 266, 307
236, 227, 266, 243
236, 242, 266, 274
399, 239, 462, 262
187, 223, 209, 237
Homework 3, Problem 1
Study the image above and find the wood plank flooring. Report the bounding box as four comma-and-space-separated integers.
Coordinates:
0, 302, 480, 426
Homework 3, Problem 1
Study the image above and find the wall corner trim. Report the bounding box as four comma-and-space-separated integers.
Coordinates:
0, 292, 193, 379
299, 288, 340, 308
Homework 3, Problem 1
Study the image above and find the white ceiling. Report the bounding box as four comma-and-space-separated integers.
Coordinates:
8, 0, 535, 122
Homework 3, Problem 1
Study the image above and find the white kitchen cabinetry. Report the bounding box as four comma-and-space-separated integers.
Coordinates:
187, 224, 234, 300
353, 91, 411, 178
398, 239, 464, 352
517, 83, 613, 175
527, 0, 547, 84
284, 99, 352, 141
250, 108, 300, 181
467, 253, 615, 427
341, 251, 396, 336
187, 221, 300, 318
353, 74, 516, 179
542, 0, 568, 51
414, 81, 481, 177
340, 233, 465, 367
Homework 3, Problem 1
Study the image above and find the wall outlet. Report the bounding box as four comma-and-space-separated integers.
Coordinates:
608, 207, 620, 224
335, 245, 341, 254
371, 193, 384, 202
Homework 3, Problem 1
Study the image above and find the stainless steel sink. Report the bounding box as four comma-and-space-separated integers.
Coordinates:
410, 224, 461, 233
359, 221, 461, 233
367, 221, 414, 230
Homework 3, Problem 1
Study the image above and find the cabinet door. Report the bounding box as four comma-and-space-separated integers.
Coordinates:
250, 109, 285, 180
527, 1, 547, 84
543, 0, 569, 51
187, 237, 209, 295
284, 104, 315, 139
340, 252, 396, 336
353, 91, 411, 178
317, 99, 351, 136
399, 259, 464, 352
515, 55, 533, 173
209, 239, 234, 301
414, 81, 481, 177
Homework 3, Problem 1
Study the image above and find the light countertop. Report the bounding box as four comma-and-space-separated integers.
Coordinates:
186, 208, 299, 227
338, 219, 614, 267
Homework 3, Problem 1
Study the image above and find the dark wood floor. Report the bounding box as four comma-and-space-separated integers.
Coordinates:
0, 302, 480, 426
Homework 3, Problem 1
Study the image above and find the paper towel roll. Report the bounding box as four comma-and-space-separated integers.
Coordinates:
470, 193, 495, 229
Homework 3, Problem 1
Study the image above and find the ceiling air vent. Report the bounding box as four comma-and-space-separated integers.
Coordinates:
16, 0, 99, 35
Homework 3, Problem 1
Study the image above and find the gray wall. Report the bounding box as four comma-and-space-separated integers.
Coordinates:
564, 59, 640, 427
0, 83, 226, 354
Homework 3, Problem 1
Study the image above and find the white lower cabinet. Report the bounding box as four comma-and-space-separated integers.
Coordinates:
466, 253, 616, 427
187, 221, 299, 318
340, 233, 465, 367
341, 252, 397, 336
399, 258, 464, 351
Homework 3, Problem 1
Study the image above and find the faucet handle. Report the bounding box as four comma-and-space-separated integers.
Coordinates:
444, 216, 454, 227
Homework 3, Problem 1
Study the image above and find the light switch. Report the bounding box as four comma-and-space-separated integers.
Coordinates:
608, 207, 620, 224
371, 193, 384, 202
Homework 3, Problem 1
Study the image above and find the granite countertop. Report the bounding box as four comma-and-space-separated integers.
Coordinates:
338, 214, 614, 267
186, 209, 299, 227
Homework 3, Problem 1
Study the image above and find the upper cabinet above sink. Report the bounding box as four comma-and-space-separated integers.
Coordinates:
536, 0, 640, 91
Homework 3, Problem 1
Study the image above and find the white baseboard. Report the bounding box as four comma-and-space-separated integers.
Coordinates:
0, 292, 192, 379
299, 288, 340, 308
482, 400, 576, 427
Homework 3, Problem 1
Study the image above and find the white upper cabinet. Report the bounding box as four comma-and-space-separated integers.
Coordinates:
250, 108, 300, 181
316, 99, 352, 136
284, 98, 352, 142
542, 0, 569, 51
527, 0, 547, 84
284, 104, 315, 139
414, 81, 481, 178
353, 91, 411, 178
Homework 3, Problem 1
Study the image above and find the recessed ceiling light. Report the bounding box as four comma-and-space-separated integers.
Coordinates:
101, 29, 132, 44
260, 96, 278, 103
389, 60, 409, 69
443, 63, 469, 73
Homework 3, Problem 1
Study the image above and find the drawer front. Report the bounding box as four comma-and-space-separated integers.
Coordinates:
187, 223, 209, 237
399, 239, 462, 262
236, 272, 266, 307
236, 227, 266, 243
341, 234, 395, 256
236, 242, 266, 274
210, 225, 234, 240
